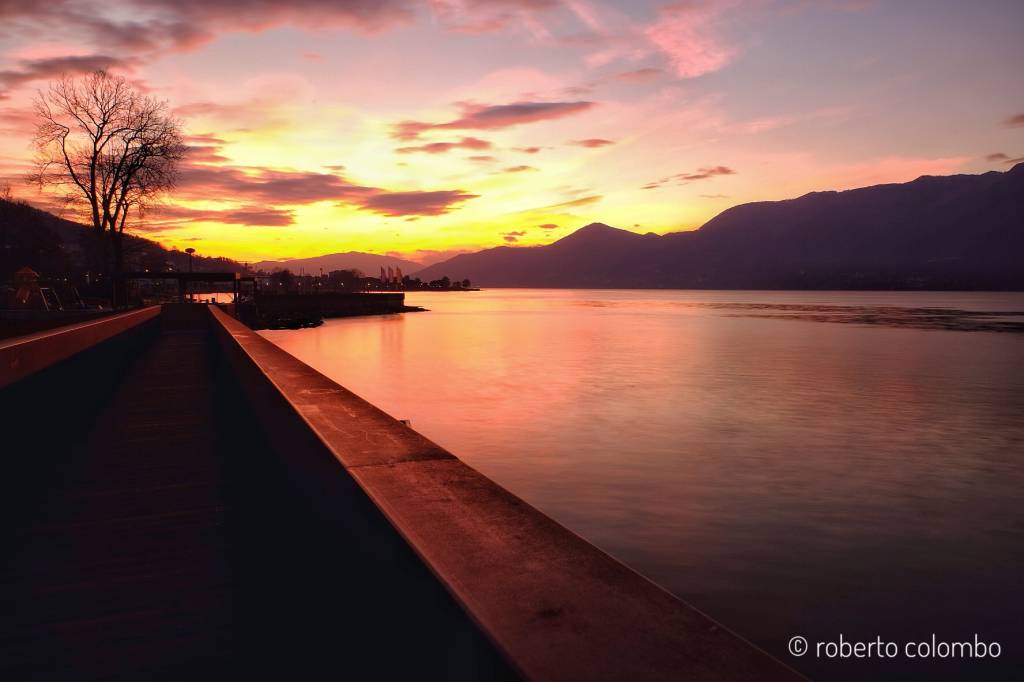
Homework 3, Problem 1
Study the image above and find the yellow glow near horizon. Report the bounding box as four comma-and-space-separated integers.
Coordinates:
0, 1, 1019, 264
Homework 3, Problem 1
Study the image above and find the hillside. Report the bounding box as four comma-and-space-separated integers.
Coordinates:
252, 252, 421, 276
0, 197, 243, 279
414, 164, 1024, 290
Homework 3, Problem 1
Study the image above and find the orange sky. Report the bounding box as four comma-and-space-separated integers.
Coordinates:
1, 0, 1022, 265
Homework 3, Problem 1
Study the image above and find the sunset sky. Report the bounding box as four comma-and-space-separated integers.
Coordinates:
1, 0, 1022, 264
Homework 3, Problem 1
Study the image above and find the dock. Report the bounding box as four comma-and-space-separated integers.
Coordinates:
0, 304, 805, 681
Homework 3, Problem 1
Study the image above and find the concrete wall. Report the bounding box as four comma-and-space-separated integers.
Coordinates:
207, 306, 805, 682
0, 305, 160, 389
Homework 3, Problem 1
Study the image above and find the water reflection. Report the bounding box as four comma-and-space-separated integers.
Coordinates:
261, 289, 1024, 681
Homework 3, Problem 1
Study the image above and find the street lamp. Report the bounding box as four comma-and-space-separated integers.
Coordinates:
185, 247, 195, 302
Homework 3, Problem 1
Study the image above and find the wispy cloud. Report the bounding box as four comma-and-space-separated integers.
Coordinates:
643, 165, 736, 190
150, 205, 295, 227
174, 153, 478, 218
0, 1, 417, 60
391, 100, 595, 139
540, 194, 602, 210
678, 165, 735, 181
429, 0, 561, 36
395, 136, 492, 154
358, 189, 478, 216
612, 67, 663, 81
0, 54, 136, 95
644, 1, 737, 78
569, 138, 614, 147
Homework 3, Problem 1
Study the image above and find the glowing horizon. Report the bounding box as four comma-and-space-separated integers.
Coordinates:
0, 0, 1022, 264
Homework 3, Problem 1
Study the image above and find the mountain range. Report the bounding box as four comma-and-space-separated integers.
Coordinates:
415, 163, 1024, 290
6, 163, 1022, 290
252, 252, 421, 276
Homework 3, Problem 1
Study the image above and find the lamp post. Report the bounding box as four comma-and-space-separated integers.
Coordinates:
185, 248, 195, 302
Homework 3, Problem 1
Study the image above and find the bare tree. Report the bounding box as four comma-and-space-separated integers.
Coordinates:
31, 70, 183, 305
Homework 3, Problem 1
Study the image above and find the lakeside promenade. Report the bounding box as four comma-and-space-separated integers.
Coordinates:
0, 303, 804, 681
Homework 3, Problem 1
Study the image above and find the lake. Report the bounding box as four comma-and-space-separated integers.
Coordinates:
260, 289, 1024, 681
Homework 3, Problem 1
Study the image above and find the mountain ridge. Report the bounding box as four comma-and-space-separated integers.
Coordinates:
414, 164, 1024, 290
252, 251, 421, 275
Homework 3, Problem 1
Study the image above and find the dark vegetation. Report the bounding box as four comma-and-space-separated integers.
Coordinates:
1, 195, 242, 301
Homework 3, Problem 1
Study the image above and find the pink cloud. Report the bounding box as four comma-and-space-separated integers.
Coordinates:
731, 106, 852, 134
177, 166, 375, 203
641, 165, 735, 190
0, 106, 37, 134
357, 189, 478, 216
540, 194, 602, 210
442, 100, 592, 129
149, 205, 295, 227
677, 166, 735, 181
570, 138, 614, 147
613, 67, 663, 81
174, 157, 476, 217
391, 100, 595, 139
429, 0, 562, 36
644, 2, 736, 78
0, 54, 137, 95
0, 1, 416, 57
395, 136, 492, 154
183, 145, 230, 164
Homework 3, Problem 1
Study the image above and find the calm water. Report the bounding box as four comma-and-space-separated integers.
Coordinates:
261, 290, 1024, 681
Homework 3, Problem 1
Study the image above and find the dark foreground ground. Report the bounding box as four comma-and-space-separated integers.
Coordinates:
0, 313, 515, 680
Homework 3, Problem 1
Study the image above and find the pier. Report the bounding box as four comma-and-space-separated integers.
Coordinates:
0, 304, 804, 681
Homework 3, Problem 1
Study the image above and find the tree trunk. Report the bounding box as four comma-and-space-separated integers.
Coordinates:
111, 231, 124, 309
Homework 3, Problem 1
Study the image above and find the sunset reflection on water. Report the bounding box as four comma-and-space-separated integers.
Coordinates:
261, 289, 1024, 682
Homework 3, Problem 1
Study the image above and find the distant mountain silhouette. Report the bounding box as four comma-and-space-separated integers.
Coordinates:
415, 164, 1024, 289
252, 252, 421, 276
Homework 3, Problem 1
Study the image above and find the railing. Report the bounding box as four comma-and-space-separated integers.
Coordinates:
207, 305, 804, 682
0, 306, 161, 389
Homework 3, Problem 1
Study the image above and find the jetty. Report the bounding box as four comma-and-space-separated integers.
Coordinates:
0, 303, 804, 681
241, 291, 418, 329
